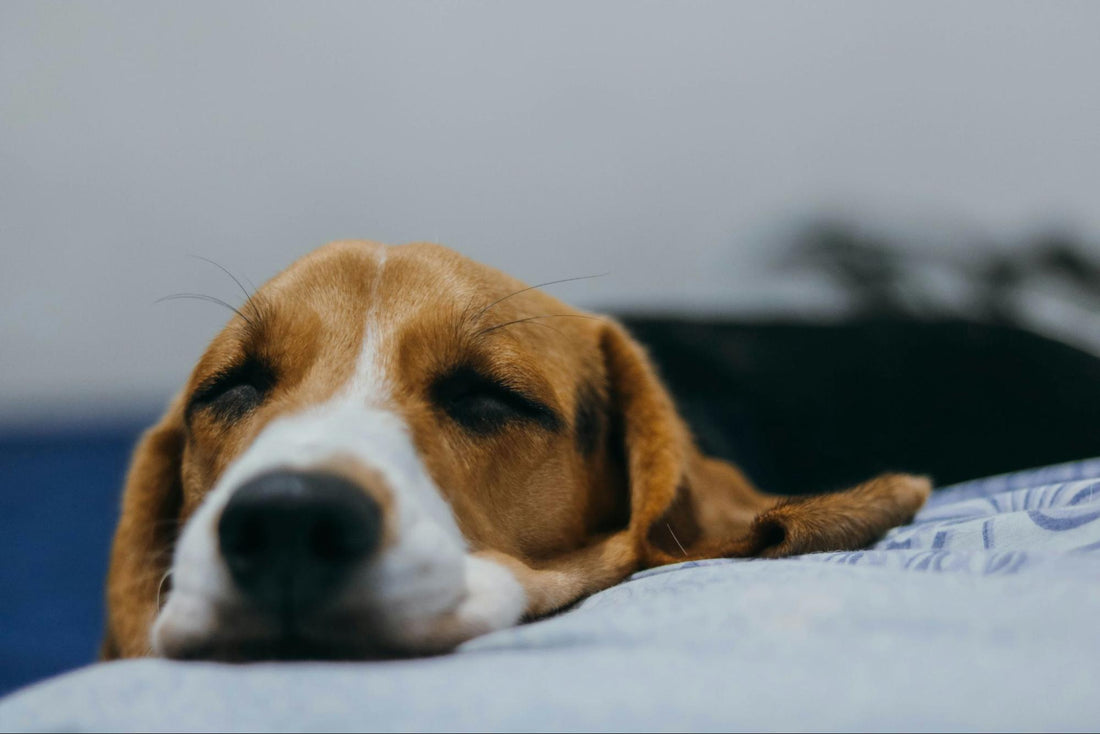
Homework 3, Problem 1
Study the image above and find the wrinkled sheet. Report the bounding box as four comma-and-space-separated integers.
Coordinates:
3, 459, 1099, 732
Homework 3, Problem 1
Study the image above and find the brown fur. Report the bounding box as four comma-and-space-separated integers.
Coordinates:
103, 240, 930, 658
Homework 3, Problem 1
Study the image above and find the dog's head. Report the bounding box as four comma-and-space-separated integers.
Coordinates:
104, 240, 928, 660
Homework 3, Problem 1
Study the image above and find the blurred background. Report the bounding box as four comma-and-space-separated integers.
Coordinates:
2, 1, 1099, 695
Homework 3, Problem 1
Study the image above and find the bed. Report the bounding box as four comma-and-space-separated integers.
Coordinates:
2, 457, 1098, 731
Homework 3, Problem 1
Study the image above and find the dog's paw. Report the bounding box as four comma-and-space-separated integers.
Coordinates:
878, 472, 933, 516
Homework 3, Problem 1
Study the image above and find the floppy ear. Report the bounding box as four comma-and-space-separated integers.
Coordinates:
598, 320, 931, 569
101, 396, 186, 659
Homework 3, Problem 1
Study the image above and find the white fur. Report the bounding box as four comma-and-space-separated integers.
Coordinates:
152, 248, 526, 657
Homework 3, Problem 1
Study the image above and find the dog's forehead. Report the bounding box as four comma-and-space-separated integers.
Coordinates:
257, 240, 592, 353
230, 240, 598, 407
266, 240, 550, 323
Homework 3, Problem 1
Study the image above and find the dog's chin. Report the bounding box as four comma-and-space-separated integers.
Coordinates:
151, 602, 449, 663
163, 629, 420, 663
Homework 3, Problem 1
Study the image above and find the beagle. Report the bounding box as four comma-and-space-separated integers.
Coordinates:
103, 240, 929, 661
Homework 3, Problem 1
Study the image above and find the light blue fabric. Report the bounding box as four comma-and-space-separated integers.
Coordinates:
3, 459, 1100, 732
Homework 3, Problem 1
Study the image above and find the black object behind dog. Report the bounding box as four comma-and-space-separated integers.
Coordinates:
623, 316, 1100, 495
621, 224, 1100, 495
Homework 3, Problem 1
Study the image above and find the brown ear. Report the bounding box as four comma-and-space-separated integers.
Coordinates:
598, 321, 931, 569
101, 396, 186, 659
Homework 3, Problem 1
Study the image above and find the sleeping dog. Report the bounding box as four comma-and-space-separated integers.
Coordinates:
103, 240, 929, 660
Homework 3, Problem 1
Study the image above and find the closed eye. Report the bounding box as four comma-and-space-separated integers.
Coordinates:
187, 357, 276, 424
430, 366, 562, 436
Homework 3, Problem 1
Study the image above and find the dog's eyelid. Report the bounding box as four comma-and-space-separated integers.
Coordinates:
481, 359, 560, 403
430, 365, 563, 434
186, 356, 276, 423
474, 370, 536, 402
454, 365, 557, 409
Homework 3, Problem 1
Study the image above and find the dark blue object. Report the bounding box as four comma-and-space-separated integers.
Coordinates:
0, 423, 146, 696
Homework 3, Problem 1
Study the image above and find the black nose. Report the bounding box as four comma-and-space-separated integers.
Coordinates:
217, 470, 382, 618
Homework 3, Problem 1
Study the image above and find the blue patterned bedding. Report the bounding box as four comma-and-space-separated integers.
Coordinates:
3, 459, 1100, 731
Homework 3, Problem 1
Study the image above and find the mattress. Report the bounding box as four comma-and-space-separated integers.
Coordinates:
2, 458, 1099, 732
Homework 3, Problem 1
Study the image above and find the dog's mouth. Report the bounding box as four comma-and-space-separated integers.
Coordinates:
154, 594, 426, 663
168, 626, 409, 663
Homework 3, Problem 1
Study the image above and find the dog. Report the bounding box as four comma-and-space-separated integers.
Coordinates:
102, 240, 930, 661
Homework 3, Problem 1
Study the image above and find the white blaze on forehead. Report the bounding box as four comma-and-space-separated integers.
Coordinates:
351, 242, 392, 405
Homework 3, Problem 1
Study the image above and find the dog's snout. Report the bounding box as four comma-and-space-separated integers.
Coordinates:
217, 470, 382, 617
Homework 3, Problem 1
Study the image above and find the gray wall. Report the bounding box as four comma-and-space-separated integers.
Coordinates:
3, 1, 1100, 425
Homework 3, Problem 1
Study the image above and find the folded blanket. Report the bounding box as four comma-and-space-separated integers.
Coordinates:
2, 459, 1098, 732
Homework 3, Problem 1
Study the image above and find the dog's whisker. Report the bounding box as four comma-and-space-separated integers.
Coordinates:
476, 313, 607, 337
156, 293, 255, 327
666, 523, 688, 557
187, 254, 265, 326
156, 569, 174, 610
117, 556, 175, 579
470, 273, 610, 325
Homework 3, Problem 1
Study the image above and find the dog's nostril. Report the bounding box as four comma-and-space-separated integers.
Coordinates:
309, 515, 368, 562
222, 515, 269, 559
217, 470, 383, 617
